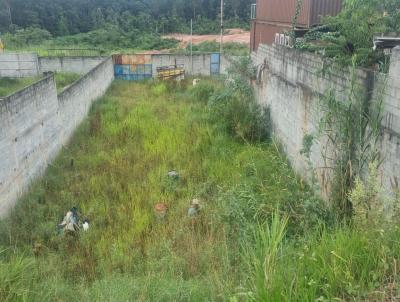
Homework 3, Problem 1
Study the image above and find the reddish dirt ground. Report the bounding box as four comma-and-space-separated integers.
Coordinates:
164, 28, 250, 48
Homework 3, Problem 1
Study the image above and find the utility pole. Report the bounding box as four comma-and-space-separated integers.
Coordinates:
5, 0, 12, 26
220, 0, 224, 54
190, 19, 193, 74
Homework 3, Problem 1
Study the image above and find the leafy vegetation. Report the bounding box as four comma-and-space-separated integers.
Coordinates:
0, 0, 252, 53
0, 0, 251, 35
1, 27, 52, 49
296, 0, 400, 68
2, 26, 179, 54
207, 57, 269, 142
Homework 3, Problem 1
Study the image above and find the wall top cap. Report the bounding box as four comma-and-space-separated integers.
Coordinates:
392, 46, 400, 52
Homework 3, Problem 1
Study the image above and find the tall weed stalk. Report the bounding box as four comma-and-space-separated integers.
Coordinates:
318, 58, 385, 219
243, 213, 288, 301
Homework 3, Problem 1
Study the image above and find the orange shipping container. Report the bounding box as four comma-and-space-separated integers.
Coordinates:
251, 0, 342, 51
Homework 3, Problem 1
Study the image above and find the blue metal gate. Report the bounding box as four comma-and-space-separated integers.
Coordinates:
210, 53, 220, 75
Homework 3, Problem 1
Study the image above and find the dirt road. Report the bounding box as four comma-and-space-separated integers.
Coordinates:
164, 28, 250, 47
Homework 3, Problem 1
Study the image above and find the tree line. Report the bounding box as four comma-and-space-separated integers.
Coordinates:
0, 0, 253, 36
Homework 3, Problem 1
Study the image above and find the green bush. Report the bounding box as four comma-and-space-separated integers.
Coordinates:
52, 25, 178, 50
297, 0, 400, 68
3, 23, 178, 52
208, 77, 270, 143
3, 27, 52, 48
188, 58, 268, 143
190, 81, 215, 103
187, 41, 249, 56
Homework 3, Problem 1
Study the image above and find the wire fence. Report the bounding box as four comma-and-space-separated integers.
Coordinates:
46, 48, 106, 57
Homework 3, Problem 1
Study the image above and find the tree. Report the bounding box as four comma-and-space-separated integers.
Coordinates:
299, 0, 400, 67
1, 0, 253, 35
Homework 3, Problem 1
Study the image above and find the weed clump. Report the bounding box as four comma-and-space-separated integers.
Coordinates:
190, 80, 215, 103
0, 255, 37, 301
191, 58, 271, 143
208, 81, 270, 142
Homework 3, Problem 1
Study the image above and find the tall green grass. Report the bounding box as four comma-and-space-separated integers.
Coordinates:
0, 73, 81, 98
0, 77, 42, 97
0, 79, 398, 301
54, 72, 81, 92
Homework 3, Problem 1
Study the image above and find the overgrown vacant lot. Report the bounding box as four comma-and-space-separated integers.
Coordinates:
1, 79, 400, 301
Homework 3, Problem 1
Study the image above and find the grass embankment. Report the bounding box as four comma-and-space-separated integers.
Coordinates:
0, 79, 399, 301
0, 73, 81, 97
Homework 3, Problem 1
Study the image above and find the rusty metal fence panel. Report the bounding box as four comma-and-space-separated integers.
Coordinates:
113, 54, 152, 80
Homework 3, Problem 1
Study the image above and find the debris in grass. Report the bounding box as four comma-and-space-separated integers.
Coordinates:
33, 242, 46, 257
167, 170, 179, 179
57, 206, 80, 236
154, 202, 168, 220
188, 198, 201, 217
82, 218, 90, 231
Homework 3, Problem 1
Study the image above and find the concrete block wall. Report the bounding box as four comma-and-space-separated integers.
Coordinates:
377, 47, 400, 192
0, 57, 114, 216
220, 55, 235, 74
58, 57, 114, 144
252, 44, 400, 197
0, 54, 108, 78
39, 56, 107, 74
152, 54, 212, 76
0, 75, 58, 215
0, 53, 39, 77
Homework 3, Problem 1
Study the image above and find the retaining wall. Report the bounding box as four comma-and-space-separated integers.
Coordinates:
0, 53, 39, 77
252, 44, 400, 198
0, 57, 114, 216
